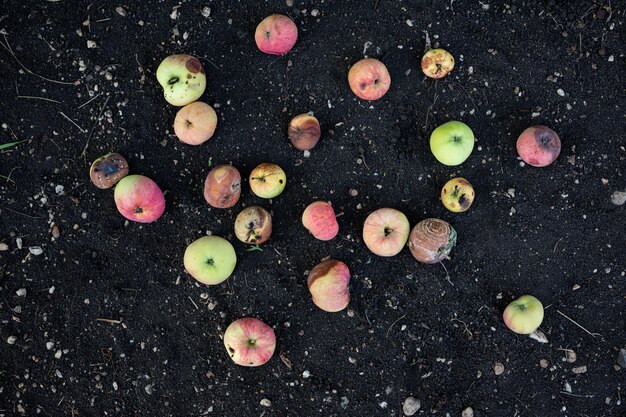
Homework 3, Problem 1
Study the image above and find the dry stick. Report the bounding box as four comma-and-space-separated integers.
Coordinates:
386, 314, 406, 337
81, 95, 110, 158
1, 34, 75, 85
556, 309, 602, 338
59, 111, 85, 133
96, 318, 122, 324
17, 95, 61, 104
188, 296, 199, 310
77, 93, 101, 109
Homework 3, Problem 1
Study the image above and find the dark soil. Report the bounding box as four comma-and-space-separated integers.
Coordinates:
1, 1, 625, 416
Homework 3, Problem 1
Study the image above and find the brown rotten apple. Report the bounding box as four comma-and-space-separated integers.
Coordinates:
288, 114, 321, 150
408, 218, 456, 264
89, 153, 129, 189
204, 165, 241, 208
234, 206, 272, 244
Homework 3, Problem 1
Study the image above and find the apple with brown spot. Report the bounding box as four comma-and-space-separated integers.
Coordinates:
348, 58, 391, 101
204, 165, 241, 209
288, 114, 321, 150
234, 206, 272, 244
516, 125, 561, 167
223, 317, 276, 367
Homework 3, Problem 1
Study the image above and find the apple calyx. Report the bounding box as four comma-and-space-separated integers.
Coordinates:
384, 227, 393, 237
437, 226, 457, 260
134, 207, 144, 214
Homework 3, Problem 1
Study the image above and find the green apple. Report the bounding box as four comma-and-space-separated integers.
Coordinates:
183, 236, 236, 285
156, 54, 206, 106
429, 121, 475, 166
502, 295, 544, 334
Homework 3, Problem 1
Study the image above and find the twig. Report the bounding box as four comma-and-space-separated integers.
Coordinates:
424, 92, 438, 130
386, 314, 406, 337
188, 296, 199, 310
77, 93, 101, 109
96, 318, 122, 324
0, 34, 75, 85
553, 237, 563, 252
556, 309, 602, 338
17, 95, 61, 104
2, 206, 43, 219
422, 30, 432, 52
81, 95, 110, 158
560, 391, 594, 398
59, 111, 86, 133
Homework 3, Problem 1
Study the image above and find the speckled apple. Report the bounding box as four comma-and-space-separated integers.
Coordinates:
204, 165, 241, 209
302, 201, 339, 241
288, 114, 321, 150
174, 101, 217, 145
223, 317, 276, 367
234, 206, 272, 244
89, 153, 129, 189
249, 163, 286, 199
348, 58, 391, 101
307, 259, 350, 312
421, 48, 455, 79
516, 125, 561, 167
156, 54, 206, 106
255, 14, 298, 55
113, 175, 165, 223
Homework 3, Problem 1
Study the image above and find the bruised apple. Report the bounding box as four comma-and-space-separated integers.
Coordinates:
302, 201, 339, 241
90, 153, 129, 189
249, 163, 286, 199
156, 54, 206, 106
307, 259, 350, 312
204, 165, 241, 208
441, 177, 475, 212
255, 14, 298, 55
408, 218, 456, 264
516, 125, 561, 167
362, 208, 410, 257
173, 101, 217, 145
234, 206, 272, 244
421, 48, 455, 79
348, 58, 391, 101
224, 317, 276, 367
113, 175, 165, 223
288, 114, 321, 150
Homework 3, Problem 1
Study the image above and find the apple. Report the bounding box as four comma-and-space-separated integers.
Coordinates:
249, 163, 286, 199
302, 201, 339, 241
173, 101, 217, 145
307, 259, 350, 312
421, 48, 455, 79
234, 206, 272, 244
348, 58, 391, 101
255, 14, 298, 55
288, 114, 321, 150
430, 121, 475, 166
204, 165, 241, 209
516, 125, 561, 167
503, 295, 544, 334
223, 317, 276, 367
183, 235, 236, 285
113, 175, 165, 223
441, 177, 475, 212
362, 208, 410, 257
156, 54, 206, 106
408, 218, 456, 264
90, 153, 129, 189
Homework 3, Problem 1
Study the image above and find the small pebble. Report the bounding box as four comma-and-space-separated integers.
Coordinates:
0, 242, 8, 251
303, 150, 311, 158
310, 9, 319, 17
462, 407, 474, 417
46, 341, 54, 350
51, 226, 60, 239
260, 398, 272, 407
540, 359, 549, 368
29, 246, 43, 256
201, 6, 211, 17
349, 189, 358, 197
572, 365, 587, 374
566, 350, 577, 363
402, 396, 421, 416
617, 349, 626, 368
16, 288, 27, 297
494, 362, 505, 375
115, 6, 126, 16
286, 0, 294, 6
557, 88, 565, 97
610, 190, 626, 205
7, 335, 17, 345
144, 384, 154, 395
302, 370, 311, 378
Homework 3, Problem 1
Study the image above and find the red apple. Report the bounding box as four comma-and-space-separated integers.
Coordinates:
223, 317, 276, 367
516, 125, 561, 167
362, 208, 410, 257
255, 14, 298, 55
348, 58, 391, 101
307, 259, 350, 312
114, 175, 165, 223
302, 201, 338, 241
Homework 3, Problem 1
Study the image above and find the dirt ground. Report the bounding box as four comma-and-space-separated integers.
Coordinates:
1, 1, 624, 416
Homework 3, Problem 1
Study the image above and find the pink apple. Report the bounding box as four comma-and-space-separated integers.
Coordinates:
223, 317, 276, 367
516, 125, 561, 167
307, 259, 350, 312
302, 201, 339, 241
114, 175, 165, 223
348, 58, 391, 101
255, 14, 298, 55
363, 208, 410, 257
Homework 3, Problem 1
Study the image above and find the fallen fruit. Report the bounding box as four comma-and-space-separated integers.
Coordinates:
255, 14, 298, 55
173, 101, 217, 145
421, 48, 455, 79
113, 175, 165, 223
503, 295, 544, 334
90, 153, 129, 189
362, 208, 410, 257
156, 54, 206, 106
516, 125, 561, 167
288, 114, 321, 150
441, 177, 475, 212
204, 165, 241, 209
183, 235, 236, 285
348, 58, 391, 101
408, 218, 456, 264
302, 201, 339, 241
249, 163, 286, 199
307, 259, 350, 312
234, 206, 272, 244
224, 317, 276, 366
430, 120, 475, 166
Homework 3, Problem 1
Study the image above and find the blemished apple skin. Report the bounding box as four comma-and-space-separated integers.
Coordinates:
503, 295, 544, 334
348, 58, 391, 101
421, 48, 455, 79
516, 125, 561, 167
255, 14, 298, 55
302, 201, 339, 241
234, 206, 272, 244
203, 165, 241, 209
90, 153, 129, 189
113, 175, 165, 223
430, 121, 475, 166
173, 101, 217, 145
249, 163, 287, 199
156, 54, 206, 106
441, 177, 475, 212
362, 208, 410, 257
223, 317, 276, 367
408, 218, 456, 264
183, 235, 237, 285
307, 260, 350, 312
288, 114, 321, 150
